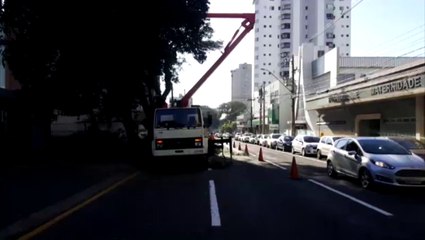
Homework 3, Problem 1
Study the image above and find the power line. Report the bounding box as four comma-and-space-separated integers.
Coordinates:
308, 0, 366, 42
366, 26, 425, 56
361, 24, 425, 54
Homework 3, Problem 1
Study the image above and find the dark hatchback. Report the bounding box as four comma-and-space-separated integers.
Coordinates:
276, 135, 294, 152
387, 137, 425, 161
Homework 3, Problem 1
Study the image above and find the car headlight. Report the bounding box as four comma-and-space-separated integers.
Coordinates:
370, 159, 395, 169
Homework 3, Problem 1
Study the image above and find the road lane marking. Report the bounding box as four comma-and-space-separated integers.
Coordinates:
264, 159, 287, 170
209, 180, 222, 227
17, 172, 140, 240
308, 179, 393, 217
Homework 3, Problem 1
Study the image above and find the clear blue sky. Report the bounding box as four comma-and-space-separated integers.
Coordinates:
173, 0, 425, 108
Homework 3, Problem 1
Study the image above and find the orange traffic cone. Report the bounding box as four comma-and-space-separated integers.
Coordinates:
238, 142, 241, 151
244, 144, 249, 156
290, 156, 300, 180
258, 148, 264, 162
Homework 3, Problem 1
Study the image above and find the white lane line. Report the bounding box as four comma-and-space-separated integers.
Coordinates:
264, 159, 287, 170
308, 179, 393, 217
209, 180, 222, 227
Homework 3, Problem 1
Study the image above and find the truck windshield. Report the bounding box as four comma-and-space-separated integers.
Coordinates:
155, 108, 202, 129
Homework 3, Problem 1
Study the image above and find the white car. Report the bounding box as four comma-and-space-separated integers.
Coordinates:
317, 136, 344, 159
266, 133, 281, 149
291, 135, 320, 156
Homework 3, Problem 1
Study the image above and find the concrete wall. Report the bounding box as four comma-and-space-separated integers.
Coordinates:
310, 97, 417, 137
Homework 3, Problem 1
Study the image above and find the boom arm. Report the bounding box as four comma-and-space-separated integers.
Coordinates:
179, 13, 255, 107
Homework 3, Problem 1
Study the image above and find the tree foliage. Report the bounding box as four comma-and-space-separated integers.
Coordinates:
0, 0, 222, 142
217, 101, 247, 122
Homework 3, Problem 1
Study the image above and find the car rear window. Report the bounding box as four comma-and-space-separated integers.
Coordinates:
304, 136, 320, 143
358, 139, 411, 155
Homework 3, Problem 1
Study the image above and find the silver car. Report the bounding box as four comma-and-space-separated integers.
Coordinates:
327, 137, 425, 189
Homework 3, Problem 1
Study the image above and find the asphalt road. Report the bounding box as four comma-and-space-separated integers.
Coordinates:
13, 142, 425, 240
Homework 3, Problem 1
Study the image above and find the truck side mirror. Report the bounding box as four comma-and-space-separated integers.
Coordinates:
204, 113, 213, 128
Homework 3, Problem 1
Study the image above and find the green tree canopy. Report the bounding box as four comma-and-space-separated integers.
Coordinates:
217, 101, 247, 122
0, 0, 222, 141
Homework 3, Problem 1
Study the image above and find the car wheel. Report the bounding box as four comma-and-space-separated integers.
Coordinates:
360, 169, 374, 189
291, 147, 295, 154
317, 150, 322, 159
327, 161, 338, 178
301, 148, 306, 156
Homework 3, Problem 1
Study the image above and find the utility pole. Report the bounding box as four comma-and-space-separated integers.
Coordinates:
290, 54, 296, 137
247, 98, 254, 133
259, 88, 263, 134
262, 82, 266, 134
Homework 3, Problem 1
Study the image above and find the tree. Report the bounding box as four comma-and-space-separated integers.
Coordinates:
221, 121, 236, 133
0, 0, 222, 148
217, 101, 247, 122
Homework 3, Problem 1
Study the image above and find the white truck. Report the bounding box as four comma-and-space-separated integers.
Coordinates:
152, 106, 211, 163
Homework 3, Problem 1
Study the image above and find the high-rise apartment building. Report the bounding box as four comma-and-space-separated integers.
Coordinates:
254, 0, 351, 87
253, 0, 351, 133
231, 63, 253, 108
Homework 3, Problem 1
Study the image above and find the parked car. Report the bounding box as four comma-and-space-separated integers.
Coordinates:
254, 134, 262, 145
248, 134, 257, 144
386, 137, 425, 161
317, 136, 344, 159
276, 135, 294, 152
327, 137, 425, 189
259, 134, 269, 147
241, 133, 253, 142
291, 135, 320, 156
266, 133, 281, 149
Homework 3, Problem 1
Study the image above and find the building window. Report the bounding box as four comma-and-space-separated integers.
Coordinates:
283, 71, 289, 77
305, 15, 308, 20
283, 4, 291, 10
282, 51, 290, 57
263, 44, 266, 47
268, 62, 271, 65
256, 37, 259, 41
318, 50, 325, 57
263, 53, 266, 56
326, 42, 335, 48
283, 13, 291, 19
269, 34, 272, 38
326, 3, 334, 10
281, 33, 290, 39
264, 35, 266, 37
346, 53, 349, 56
305, 34, 308, 39
270, 6, 275, 10
278, 6, 281, 10
346, 43, 349, 46
264, 25, 267, 28
269, 25, 272, 28
305, 25, 308, 29
283, 23, 291, 29
346, 25, 349, 28
269, 15, 272, 18
346, 34, 349, 37
269, 44, 272, 46
283, 42, 291, 48
341, 34, 344, 37
326, 14, 335, 19
305, 6, 308, 10
327, 33, 335, 39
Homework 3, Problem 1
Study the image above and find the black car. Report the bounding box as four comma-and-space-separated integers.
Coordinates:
386, 137, 425, 161
276, 135, 294, 152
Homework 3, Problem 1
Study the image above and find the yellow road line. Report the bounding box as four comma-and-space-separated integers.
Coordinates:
18, 172, 140, 240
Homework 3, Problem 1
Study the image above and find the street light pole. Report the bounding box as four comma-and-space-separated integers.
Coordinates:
290, 54, 296, 137
260, 57, 297, 136
247, 98, 254, 133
